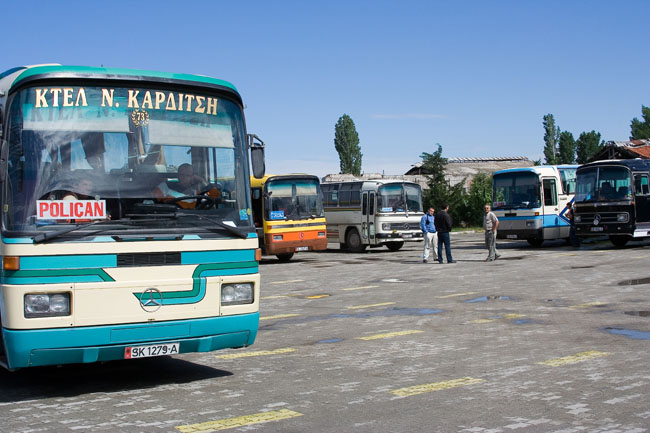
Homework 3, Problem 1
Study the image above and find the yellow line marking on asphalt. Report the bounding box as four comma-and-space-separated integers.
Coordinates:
437, 291, 478, 299
632, 256, 647, 259
347, 302, 396, 310
341, 285, 379, 291
568, 301, 606, 309
269, 279, 304, 284
176, 409, 303, 432
305, 294, 329, 299
391, 377, 485, 397
357, 330, 423, 340
538, 350, 611, 367
216, 348, 296, 359
260, 313, 300, 321
503, 313, 525, 319
468, 318, 496, 324
557, 253, 577, 256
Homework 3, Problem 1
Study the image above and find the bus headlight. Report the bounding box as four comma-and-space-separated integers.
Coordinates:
526, 221, 535, 227
617, 213, 629, 222
24, 293, 70, 318
574, 215, 581, 223
222, 283, 254, 305
382, 223, 391, 230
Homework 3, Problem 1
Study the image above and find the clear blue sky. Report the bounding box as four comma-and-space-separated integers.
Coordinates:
5, 1, 649, 177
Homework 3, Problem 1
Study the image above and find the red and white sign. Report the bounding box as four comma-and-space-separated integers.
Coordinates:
36, 200, 107, 220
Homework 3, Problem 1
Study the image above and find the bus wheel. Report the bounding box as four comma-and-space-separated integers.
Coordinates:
346, 229, 366, 253
609, 236, 629, 248
527, 238, 543, 248
386, 241, 404, 251
276, 253, 294, 262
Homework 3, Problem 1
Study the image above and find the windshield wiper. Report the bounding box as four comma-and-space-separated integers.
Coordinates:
129, 211, 252, 239
32, 220, 121, 244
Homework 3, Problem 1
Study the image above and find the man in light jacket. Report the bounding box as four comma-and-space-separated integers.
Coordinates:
483, 204, 500, 261
420, 207, 438, 263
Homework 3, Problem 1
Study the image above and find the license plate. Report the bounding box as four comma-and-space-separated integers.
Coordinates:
402, 233, 413, 238
125, 342, 179, 359
295, 246, 309, 252
591, 227, 604, 232
506, 234, 518, 239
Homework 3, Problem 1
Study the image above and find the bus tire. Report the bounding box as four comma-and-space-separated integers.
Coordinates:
527, 238, 544, 248
276, 253, 294, 262
609, 236, 629, 248
346, 228, 366, 253
386, 241, 404, 251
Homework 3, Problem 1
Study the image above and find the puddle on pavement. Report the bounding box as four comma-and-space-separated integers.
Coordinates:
618, 276, 650, 286
380, 278, 408, 283
624, 311, 650, 317
512, 319, 534, 325
465, 296, 514, 303
316, 338, 343, 344
571, 265, 595, 269
603, 327, 650, 340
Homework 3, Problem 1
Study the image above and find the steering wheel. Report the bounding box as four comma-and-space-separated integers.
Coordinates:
172, 194, 216, 210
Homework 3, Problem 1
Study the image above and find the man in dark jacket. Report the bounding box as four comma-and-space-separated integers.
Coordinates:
436, 204, 456, 263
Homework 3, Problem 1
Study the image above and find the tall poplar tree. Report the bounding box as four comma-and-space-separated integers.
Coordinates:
334, 114, 362, 176
557, 131, 576, 164
543, 114, 558, 164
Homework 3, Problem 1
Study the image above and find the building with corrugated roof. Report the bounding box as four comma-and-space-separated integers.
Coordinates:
591, 139, 650, 161
323, 156, 534, 192
405, 156, 534, 190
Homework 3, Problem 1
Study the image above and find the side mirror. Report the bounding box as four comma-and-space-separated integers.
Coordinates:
247, 134, 265, 179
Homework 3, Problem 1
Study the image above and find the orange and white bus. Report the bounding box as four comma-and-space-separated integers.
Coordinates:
251, 174, 327, 261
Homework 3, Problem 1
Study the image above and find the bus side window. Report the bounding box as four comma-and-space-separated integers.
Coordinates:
369, 192, 375, 215
362, 193, 368, 215
634, 174, 649, 196
543, 178, 557, 206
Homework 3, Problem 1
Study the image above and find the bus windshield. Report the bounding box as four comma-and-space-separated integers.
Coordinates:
266, 177, 323, 220
377, 183, 423, 213
559, 167, 576, 194
492, 172, 540, 210
4, 85, 252, 238
576, 166, 632, 203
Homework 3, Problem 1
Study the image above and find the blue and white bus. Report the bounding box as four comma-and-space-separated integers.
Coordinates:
492, 165, 577, 247
0, 64, 265, 370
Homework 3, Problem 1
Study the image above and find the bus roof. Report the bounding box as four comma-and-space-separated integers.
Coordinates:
493, 165, 578, 176
0, 64, 240, 100
578, 159, 650, 171
250, 174, 320, 188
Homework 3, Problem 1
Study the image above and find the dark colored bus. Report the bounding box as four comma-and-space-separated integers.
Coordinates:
574, 159, 650, 247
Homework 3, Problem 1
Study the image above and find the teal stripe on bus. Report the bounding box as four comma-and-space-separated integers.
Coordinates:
20, 255, 117, 270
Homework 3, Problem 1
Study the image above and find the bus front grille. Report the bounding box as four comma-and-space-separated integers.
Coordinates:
116, 252, 182, 267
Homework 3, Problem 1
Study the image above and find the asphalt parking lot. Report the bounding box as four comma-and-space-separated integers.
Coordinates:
1, 232, 650, 433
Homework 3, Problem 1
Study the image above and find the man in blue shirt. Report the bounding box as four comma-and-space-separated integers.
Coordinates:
420, 207, 438, 263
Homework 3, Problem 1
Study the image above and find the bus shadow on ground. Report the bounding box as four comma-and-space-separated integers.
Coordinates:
0, 356, 231, 402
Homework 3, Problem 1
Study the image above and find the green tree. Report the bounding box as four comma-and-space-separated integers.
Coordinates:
334, 114, 362, 175
630, 105, 650, 140
576, 131, 603, 163
420, 144, 449, 210
543, 114, 559, 164
557, 131, 576, 164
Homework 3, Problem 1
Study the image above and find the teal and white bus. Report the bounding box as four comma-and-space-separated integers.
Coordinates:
492, 165, 577, 247
0, 65, 265, 369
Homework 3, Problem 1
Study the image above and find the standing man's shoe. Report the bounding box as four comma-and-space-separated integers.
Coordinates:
448, 260, 457, 263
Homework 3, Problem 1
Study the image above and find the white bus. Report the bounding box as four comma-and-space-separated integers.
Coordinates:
492, 165, 577, 247
0, 64, 264, 370
320, 179, 424, 252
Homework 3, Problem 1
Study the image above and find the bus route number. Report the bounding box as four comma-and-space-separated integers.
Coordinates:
125, 342, 179, 359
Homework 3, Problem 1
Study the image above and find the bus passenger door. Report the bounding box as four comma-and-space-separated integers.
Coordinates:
368, 192, 376, 243
542, 177, 560, 239
634, 173, 650, 223
362, 192, 369, 241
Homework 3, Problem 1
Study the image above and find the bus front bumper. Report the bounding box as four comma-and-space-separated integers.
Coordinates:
1, 313, 258, 370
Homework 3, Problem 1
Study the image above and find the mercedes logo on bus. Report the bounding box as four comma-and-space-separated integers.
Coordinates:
139, 288, 163, 312
593, 214, 601, 226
